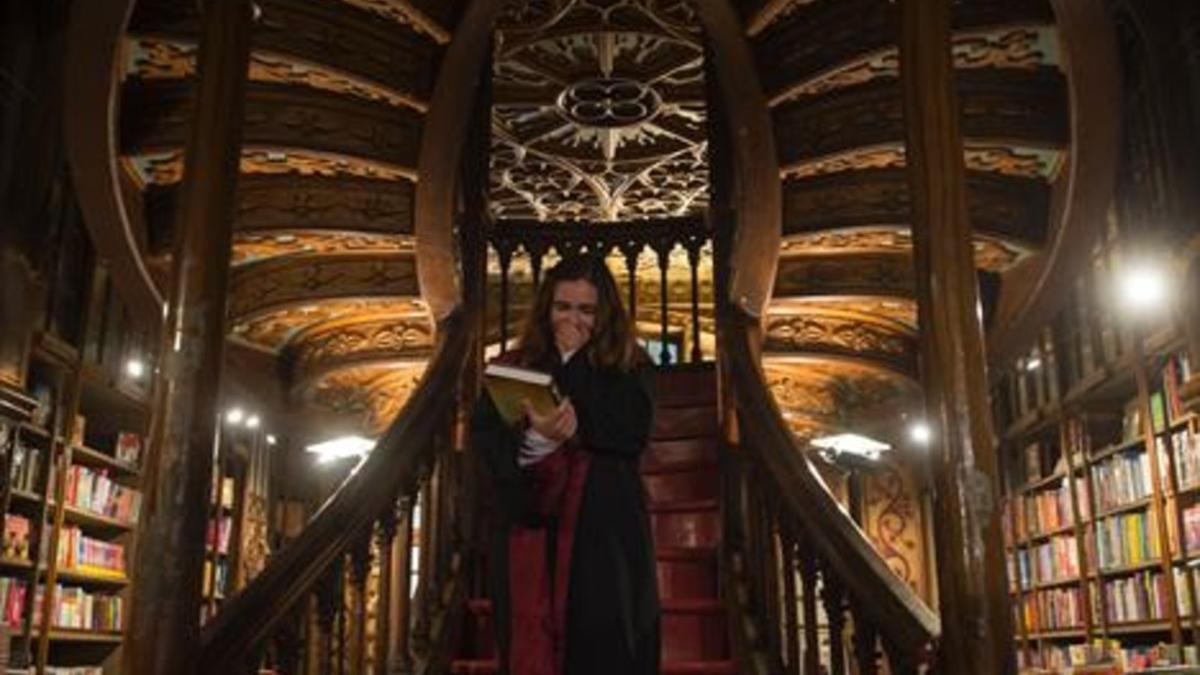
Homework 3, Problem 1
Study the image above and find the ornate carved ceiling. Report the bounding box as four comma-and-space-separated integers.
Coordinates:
489, 0, 708, 222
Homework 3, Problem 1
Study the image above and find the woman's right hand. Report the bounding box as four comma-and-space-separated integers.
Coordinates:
523, 397, 577, 444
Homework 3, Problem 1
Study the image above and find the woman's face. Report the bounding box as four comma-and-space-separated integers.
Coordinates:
550, 279, 598, 355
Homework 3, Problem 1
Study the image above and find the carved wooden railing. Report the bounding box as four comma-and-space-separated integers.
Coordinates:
719, 306, 941, 675
197, 309, 478, 674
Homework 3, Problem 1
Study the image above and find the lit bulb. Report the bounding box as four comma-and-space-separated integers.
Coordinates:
226, 408, 244, 425
266, 434, 277, 446
1118, 263, 1169, 315
910, 422, 932, 445
245, 415, 261, 429
125, 359, 146, 379
1025, 357, 1042, 372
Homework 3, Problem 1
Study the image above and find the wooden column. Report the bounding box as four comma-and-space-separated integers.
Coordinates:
387, 510, 415, 673
125, 1, 253, 672
374, 508, 397, 675
898, 0, 1015, 671
687, 238, 703, 363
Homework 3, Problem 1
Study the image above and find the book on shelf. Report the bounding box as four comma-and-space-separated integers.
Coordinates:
0, 577, 27, 627
1024, 442, 1043, 482
114, 431, 141, 465
483, 363, 560, 427
1150, 390, 1168, 434
63, 464, 142, 523
55, 527, 125, 576
33, 584, 123, 633
3, 515, 30, 562
1121, 398, 1143, 442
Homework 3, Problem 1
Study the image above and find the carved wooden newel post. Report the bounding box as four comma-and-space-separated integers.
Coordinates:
899, 0, 1015, 671
126, 1, 253, 672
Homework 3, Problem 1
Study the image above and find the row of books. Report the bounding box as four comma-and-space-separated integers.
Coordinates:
202, 557, 230, 599
1025, 535, 1082, 585
1021, 587, 1084, 631
1103, 570, 1170, 623
3, 514, 30, 561
45, 668, 102, 675
1091, 448, 1153, 512
1036, 640, 1198, 672
1163, 427, 1200, 488
1094, 510, 1162, 571
32, 584, 122, 632
9, 437, 50, 493
62, 464, 142, 523
1010, 481, 1084, 542
1162, 351, 1194, 426
56, 527, 125, 575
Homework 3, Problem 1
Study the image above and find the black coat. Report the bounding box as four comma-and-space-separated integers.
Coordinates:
472, 349, 660, 675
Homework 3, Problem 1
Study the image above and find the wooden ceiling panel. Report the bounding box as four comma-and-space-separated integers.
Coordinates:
782, 168, 1050, 246
751, 0, 1053, 97
288, 312, 434, 388
774, 252, 914, 299
763, 310, 917, 376
128, 0, 439, 98
772, 69, 1068, 168
779, 227, 1032, 273
762, 358, 919, 440
121, 81, 423, 170
227, 252, 419, 321
143, 175, 414, 253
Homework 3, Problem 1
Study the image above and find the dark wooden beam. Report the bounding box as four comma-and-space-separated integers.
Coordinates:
783, 169, 1050, 247
899, 0, 1014, 670
144, 174, 415, 254
753, 0, 1052, 99
128, 0, 439, 98
125, 0, 254, 672
773, 69, 1069, 167
122, 81, 423, 170
227, 253, 420, 321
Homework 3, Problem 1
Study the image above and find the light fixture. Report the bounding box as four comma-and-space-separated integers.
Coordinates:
811, 433, 891, 461
125, 358, 146, 379
1117, 261, 1170, 316
265, 434, 277, 446
306, 435, 375, 464
225, 408, 245, 425
1025, 357, 1042, 372
909, 422, 932, 445
245, 415, 261, 429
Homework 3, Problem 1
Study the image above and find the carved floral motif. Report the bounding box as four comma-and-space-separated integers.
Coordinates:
127, 149, 414, 187
864, 459, 927, 597
228, 254, 418, 320
780, 143, 1063, 182
292, 315, 434, 375
231, 298, 428, 351
232, 231, 414, 266
777, 226, 1032, 273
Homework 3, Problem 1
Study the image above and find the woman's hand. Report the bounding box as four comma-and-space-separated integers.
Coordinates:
524, 397, 577, 444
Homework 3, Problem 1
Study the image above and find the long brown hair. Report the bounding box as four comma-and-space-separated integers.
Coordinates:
516, 255, 643, 372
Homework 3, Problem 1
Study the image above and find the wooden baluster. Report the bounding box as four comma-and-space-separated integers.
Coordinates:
686, 235, 704, 363
780, 526, 801, 675
883, 638, 920, 675
496, 241, 514, 353
822, 571, 848, 675
527, 241, 548, 290
851, 611, 880, 675
316, 562, 343, 675
655, 239, 673, 364
798, 550, 820, 675
621, 241, 642, 320
350, 534, 372, 675
388, 499, 416, 674
375, 506, 398, 675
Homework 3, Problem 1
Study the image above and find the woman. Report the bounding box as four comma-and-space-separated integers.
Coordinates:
471, 255, 660, 675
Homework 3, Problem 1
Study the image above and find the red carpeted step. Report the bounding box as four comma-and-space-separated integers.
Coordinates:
649, 499, 720, 549
661, 598, 728, 662
642, 466, 719, 503
642, 437, 719, 473
653, 405, 719, 441
654, 367, 717, 408
656, 546, 718, 600
449, 659, 498, 675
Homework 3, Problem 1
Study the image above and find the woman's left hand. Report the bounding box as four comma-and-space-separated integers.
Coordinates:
524, 397, 577, 444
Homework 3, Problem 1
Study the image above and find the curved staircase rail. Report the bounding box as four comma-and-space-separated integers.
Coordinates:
197, 309, 475, 673
721, 307, 940, 672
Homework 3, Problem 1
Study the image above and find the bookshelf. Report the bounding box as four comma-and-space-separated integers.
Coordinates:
0, 206, 154, 675
997, 236, 1200, 673
201, 427, 248, 625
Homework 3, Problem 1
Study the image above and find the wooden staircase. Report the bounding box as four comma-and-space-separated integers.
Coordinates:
450, 364, 736, 674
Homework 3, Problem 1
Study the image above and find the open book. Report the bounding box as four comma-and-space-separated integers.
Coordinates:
483, 363, 560, 426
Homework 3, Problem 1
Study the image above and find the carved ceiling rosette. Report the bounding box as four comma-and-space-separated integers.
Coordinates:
227, 253, 419, 321
490, 3, 707, 222
764, 312, 916, 376
289, 314, 434, 387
